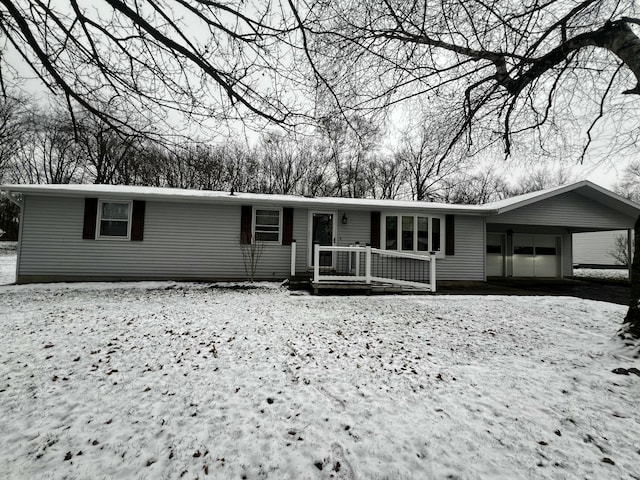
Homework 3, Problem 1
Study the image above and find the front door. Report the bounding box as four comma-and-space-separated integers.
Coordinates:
310, 212, 336, 267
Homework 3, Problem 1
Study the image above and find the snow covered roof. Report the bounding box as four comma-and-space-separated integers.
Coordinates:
0, 183, 488, 214
2, 180, 639, 217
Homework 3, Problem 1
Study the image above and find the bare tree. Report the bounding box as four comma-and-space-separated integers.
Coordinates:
614, 159, 640, 202
239, 234, 266, 282
508, 167, 576, 196
259, 131, 309, 194
0, 197, 19, 240
317, 115, 382, 198
0, 0, 300, 136
297, 138, 334, 197
609, 234, 633, 266
295, 1, 640, 337
367, 155, 406, 199
300, 1, 640, 162
8, 109, 84, 184
0, 95, 28, 181
73, 112, 143, 185
110, 141, 163, 187
395, 122, 466, 201
224, 141, 261, 193
441, 171, 510, 205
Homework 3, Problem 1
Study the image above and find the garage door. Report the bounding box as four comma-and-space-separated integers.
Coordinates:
486, 234, 505, 276
513, 235, 559, 277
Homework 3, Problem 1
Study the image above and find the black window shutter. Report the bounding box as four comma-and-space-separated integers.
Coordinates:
370, 211, 381, 248
445, 214, 455, 256
82, 198, 98, 239
240, 205, 252, 244
131, 200, 146, 241
282, 207, 294, 245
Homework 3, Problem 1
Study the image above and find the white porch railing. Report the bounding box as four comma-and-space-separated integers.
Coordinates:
310, 244, 437, 292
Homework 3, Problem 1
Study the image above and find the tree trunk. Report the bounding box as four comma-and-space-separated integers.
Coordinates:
622, 214, 640, 338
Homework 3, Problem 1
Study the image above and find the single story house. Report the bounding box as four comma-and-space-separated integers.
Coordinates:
1, 180, 638, 287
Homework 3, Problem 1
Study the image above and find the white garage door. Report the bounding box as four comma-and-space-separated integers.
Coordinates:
513, 235, 560, 277
486, 234, 505, 276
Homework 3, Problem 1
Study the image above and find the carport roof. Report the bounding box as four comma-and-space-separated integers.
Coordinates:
483, 180, 640, 218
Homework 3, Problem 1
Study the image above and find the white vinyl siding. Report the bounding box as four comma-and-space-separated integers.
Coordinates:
573, 230, 628, 266
437, 215, 485, 281
488, 191, 635, 229
17, 196, 293, 282
334, 210, 484, 281
17, 196, 484, 283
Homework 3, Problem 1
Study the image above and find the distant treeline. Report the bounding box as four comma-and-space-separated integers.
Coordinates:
0, 96, 574, 241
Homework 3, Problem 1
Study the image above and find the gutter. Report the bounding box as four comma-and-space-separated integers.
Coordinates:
0, 184, 498, 216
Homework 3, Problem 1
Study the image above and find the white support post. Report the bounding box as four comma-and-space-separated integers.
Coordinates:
355, 242, 360, 276
365, 245, 372, 284
430, 253, 437, 292
290, 240, 297, 277
313, 242, 320, 284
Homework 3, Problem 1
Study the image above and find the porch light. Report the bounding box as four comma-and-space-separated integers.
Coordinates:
342, 213, 348, 225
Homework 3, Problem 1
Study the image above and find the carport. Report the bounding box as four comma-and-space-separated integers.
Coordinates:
482, 181, 639, 279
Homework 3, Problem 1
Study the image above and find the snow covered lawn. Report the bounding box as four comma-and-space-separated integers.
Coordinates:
572, 268, 629, 281
0, 241, 16, 285
1, 283, 639, 479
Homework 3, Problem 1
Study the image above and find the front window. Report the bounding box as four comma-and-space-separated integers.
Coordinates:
385, 216, 397, 249
418, 216, 429, 252
98, 201, 131, 238
383, 214, 444, 254
432, 217, 441, 252
402, 216, 414, 250
254, 208, 281, 243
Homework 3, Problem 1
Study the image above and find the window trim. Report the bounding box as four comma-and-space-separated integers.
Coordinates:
96, 199, 133, 240
252, 206, 283, 244
381, 213, 446, 257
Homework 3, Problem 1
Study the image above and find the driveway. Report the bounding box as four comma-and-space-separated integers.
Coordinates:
439, 278, 631, 306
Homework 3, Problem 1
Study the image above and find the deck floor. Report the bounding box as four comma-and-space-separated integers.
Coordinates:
289, 275, 432, 295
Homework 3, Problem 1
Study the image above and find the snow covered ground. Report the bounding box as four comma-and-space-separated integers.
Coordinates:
572, 268, 629, 281
1, 279, 639, 479
0, 241, 17, 285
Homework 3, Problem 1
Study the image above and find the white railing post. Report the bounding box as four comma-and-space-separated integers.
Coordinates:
348, 244, 353, 273
430, 253, 437, 292
355, 242, 360, 276
365, 244, 372, 284
313, 242, 320, 283
290, 240, 297, 277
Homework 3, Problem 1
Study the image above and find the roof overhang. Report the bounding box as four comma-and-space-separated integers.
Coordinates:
485, 180, 640, 218
0, 184, 491, 215
3, 180, 638, 220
